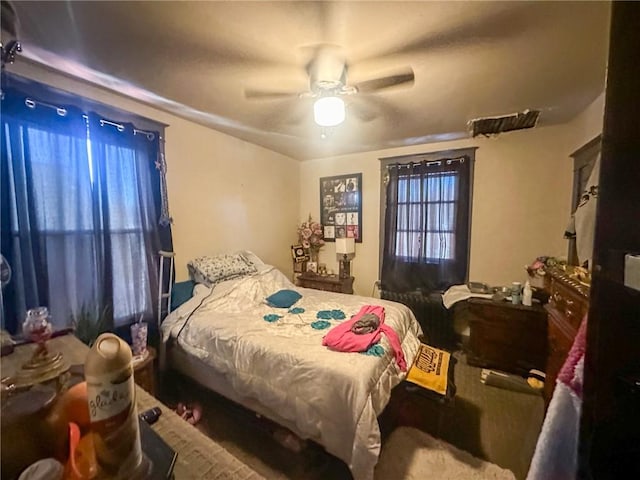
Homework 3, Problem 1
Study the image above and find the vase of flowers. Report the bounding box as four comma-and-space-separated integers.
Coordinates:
297, 215, 325, 263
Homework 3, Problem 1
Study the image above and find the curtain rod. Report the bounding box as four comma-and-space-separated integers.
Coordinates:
25, 97, 67, 117
23, 97, 161, 141
390, 155, 466, 169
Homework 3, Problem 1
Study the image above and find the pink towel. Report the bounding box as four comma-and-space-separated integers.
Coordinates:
322, 305, 407, 371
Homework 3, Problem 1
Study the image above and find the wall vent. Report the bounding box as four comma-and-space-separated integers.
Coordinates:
468, 109, 540, 137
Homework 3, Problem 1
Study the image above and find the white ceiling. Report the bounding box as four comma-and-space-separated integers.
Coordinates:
8, 1, 610, 160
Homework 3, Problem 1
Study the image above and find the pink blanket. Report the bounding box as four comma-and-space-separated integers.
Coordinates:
322, 305, 407, 371
527, 316, 587, 480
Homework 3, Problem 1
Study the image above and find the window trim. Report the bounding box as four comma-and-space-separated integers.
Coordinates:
378, 147, 476, 283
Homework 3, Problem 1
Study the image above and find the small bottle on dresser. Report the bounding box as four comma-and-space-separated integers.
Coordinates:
522, 281, 533, 306
511, 282, 522, 305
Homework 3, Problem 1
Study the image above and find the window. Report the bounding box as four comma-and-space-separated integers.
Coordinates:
395, 171, 458, 261
380, 148, 474, 293
1, 73, 172, 333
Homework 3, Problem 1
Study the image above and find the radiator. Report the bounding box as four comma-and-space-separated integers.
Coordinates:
381, 290, 455, 350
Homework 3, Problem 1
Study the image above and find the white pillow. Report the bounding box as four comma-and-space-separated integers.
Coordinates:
187, 253, 256, 287
236, 250, 265, 268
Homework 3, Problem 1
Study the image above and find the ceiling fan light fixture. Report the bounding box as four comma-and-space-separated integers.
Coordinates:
313, 96, 345, 127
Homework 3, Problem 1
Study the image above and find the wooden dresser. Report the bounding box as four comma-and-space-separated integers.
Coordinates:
296, 272, 354, 294
465, 298, 548, 375
544, 268, 589, 403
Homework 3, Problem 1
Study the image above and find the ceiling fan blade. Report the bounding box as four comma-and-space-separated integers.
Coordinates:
244, 89, 300, 100
354, 68, 414, 93
347, 95, 402, 123
347, 99, 378, 122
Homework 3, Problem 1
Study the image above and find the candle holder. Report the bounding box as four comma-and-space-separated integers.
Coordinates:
13, 307, 69, 390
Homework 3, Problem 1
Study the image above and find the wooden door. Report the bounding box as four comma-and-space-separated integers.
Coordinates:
578, 3, 640, 479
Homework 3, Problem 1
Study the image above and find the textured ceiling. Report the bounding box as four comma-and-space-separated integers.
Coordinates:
8, 1, 610, 160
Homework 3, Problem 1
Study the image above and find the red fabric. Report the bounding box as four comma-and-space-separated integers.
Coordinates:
557, 314, 587, 398
322, 305, 407, 371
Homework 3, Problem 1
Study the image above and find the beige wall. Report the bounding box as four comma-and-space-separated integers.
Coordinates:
300, 96, 605, 295
564, 93, 605, 150
10, 62, 300, 280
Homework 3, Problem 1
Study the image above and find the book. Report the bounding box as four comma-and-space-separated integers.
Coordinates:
139, 417, 177, 479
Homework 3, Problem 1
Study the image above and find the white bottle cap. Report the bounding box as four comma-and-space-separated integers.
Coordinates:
18, 458, 64, 480
97, 335, 121, 359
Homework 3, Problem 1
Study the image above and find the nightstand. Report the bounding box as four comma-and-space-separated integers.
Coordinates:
466, 298, 548, 375
296, 272, 354, 294
133, 346, 157, 395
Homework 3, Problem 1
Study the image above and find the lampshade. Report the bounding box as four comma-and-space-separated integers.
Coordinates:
335, 237, 355, 255
313, 96, 345, 127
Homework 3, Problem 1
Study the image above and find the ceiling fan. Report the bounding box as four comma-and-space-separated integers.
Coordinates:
244, 45, 414, 127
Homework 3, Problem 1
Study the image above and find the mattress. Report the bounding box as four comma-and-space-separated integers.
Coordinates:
161, 266, 422, 480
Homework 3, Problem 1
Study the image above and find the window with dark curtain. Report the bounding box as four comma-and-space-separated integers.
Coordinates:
0, 74, 172, 334
381, 150, 474, 293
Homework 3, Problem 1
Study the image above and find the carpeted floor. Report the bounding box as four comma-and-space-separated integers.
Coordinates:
377, 427, 516, 480
158, 351, 544, 480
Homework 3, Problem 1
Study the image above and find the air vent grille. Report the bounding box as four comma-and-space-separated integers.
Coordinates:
468, 109, 540, 137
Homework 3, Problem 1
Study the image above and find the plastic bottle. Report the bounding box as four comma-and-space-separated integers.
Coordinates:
511, 282, 522, 305
84, 333, 151, 479
522, 281, 533, 307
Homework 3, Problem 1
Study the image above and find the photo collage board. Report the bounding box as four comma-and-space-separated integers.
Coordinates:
320, 173, 362, 243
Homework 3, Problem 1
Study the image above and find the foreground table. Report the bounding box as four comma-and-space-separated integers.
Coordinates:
1, 334, 265, 480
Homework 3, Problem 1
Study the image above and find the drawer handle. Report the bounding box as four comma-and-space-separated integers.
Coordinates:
565, 299, 575, 307
552, 292, 562, 304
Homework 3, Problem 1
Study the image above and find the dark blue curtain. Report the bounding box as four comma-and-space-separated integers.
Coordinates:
1, 79, 171, 334
87, 113, 166, 327
381, 157, 471, 293
1, 88, 97, 332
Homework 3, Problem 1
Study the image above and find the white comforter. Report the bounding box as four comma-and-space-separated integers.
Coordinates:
162, 266, 422, 480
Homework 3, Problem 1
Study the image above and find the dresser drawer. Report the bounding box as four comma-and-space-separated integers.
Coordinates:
549, 280, 588, 330
469, 301, 547, 328
547, 308, 576, 354
296, 274, 354, 294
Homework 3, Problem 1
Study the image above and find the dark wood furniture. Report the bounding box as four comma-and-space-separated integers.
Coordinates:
296, 272, 354, 294
133, 346, 157, 396
379, 381, 455, 440
579, 5, 640, 476
465, 298, 548, 375
543, 268, 589, 404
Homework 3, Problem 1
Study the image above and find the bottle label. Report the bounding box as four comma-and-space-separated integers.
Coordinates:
86, 367, 134, 424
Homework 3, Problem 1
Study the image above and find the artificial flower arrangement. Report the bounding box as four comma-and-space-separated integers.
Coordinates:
526, 256, 562, 278
526, 256, 568, 288
526, 255, 590, 287
297, 215, 325, 260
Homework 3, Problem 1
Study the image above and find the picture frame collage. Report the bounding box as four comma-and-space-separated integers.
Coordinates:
320, 173, 362, 243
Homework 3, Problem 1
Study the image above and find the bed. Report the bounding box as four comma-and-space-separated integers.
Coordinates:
160, 252, 423, 480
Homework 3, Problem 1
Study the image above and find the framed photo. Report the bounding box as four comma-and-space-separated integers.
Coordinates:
320, 173, 362, 243
291, 244, 309, 263
307, 261, 318, 274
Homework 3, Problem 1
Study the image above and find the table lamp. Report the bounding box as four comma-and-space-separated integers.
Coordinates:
336, 237, 356, 279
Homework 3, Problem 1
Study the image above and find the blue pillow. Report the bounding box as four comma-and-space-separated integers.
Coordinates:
265, 289, 302, 308
171, 280, 195, 310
